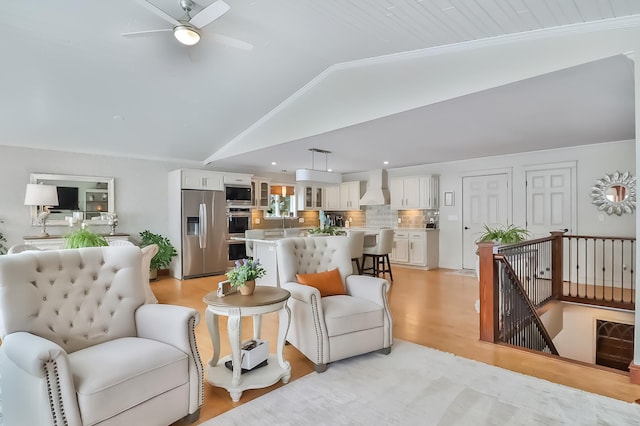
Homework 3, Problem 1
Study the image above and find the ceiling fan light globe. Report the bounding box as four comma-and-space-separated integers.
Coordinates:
173, 25, 200, 45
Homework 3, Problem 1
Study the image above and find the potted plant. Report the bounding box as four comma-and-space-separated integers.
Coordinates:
308, 226, 346, 236
0, 219, 6, 255
475, 224, 530, 282
64, 227, 109, 248
476, 224, 530, 245
139, 230, 177, 280
226, 258, 266, 296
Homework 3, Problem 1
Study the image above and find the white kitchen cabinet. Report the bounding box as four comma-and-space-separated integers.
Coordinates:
180, 169, 224, 191
419, 175, 440, 209
391, 231, 409, 263
340, 181, 363, 210
296, 184, 325, 211
325, 185, 341, 210
252, 178, 271, 209
390, 177, 421, 209
390, 230, 439, 269
223, 173, 252, 186
409, 231, 426, 266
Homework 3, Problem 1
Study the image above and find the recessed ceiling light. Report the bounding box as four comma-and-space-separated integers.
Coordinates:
327, 169, 333, 172
383, 161, 389, 165
271, 162, 277, 165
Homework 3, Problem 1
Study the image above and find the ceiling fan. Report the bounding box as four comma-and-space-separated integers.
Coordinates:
122, 0, 253, 50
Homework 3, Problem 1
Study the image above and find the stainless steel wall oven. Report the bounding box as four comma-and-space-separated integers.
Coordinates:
226, 207, 251, 264
227, 208, 251, 236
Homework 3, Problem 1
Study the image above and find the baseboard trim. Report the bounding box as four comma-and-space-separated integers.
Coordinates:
628, 362, 640, 384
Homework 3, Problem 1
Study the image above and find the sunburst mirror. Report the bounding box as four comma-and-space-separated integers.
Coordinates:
591, 171, 636, 216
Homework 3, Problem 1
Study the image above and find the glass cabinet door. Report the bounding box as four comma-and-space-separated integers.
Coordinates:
305, 186, 313, 209
314, 187, 323, 209
259, 182, 269, 207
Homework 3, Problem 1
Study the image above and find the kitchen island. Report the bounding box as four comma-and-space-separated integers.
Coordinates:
233, 227, 438, 287
233, 228, 377, 287
231, 236, 280, 287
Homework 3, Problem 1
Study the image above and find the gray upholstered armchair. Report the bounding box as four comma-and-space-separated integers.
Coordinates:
276, 236, 392, 372
0, 246, 203, 425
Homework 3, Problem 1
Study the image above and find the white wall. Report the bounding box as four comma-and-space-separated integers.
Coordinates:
382, 139, 635, 269
0, 145, 198, 248
554, 303, 634, 364
1, 139, 635, 271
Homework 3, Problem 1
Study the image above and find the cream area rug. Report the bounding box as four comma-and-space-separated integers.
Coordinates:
204, 340, 640, 425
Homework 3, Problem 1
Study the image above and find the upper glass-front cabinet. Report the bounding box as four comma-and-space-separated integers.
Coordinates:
296, 184, 325, 211
252, 178, 271, 209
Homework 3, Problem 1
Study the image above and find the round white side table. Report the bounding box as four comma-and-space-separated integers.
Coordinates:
203, 286, 291, 402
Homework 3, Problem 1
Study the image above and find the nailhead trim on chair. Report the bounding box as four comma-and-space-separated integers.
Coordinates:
44, 360, 66, 426
188, 315, 205, 407
380, 284, 393, 347
310, 293, 323, 365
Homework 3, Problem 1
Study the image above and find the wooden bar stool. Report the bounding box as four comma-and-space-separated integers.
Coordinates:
362, 229, 394, 281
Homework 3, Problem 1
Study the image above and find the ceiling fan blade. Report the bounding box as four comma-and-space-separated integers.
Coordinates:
121, 28, 172, 37
189, 0, 230, 29
211, 33, 254, 51
134, 0, 180, 26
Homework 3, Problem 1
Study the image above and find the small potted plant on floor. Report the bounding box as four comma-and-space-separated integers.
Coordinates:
140, 230, 178, 280
226, 258, 266, 296
64, 227, 109, 248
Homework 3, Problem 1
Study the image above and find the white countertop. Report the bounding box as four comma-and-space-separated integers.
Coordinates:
230, 236, 280, 244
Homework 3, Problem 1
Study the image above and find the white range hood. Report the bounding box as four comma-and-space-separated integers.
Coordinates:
359, 169, 389, 205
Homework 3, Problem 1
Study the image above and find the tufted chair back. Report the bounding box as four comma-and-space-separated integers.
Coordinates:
276, 236, 352, 284
0, 246, 144, 354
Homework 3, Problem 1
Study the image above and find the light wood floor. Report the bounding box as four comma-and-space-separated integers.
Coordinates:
153, 267, 640, 425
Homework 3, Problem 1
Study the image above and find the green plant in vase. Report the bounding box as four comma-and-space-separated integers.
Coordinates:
64, 227, 108, 248
476, 224, 530, 245
139, 230, 178, 279
308, 226, 346, 236
474, 224, 530, 282
226, 258, 266, 295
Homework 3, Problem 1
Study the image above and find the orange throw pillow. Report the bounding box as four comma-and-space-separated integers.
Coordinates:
296, 268, 346, 297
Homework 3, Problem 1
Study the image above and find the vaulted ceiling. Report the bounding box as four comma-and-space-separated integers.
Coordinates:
0, 0, 637, 174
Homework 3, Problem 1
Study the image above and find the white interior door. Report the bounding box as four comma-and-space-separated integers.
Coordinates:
462, 173, 510, 269
526, 167, 574, 238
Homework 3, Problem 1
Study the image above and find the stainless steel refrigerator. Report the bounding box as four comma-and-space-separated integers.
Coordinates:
181, 189, 227, 279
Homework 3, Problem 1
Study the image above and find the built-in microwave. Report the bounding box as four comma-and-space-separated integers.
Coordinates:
225, 185, 253, 207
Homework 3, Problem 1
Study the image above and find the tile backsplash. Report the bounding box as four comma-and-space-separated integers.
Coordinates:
250, 206, 438, 230
365, 205, 438, 229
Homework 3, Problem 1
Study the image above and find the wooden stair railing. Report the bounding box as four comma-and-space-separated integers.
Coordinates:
480, 232, 635, 346
495, 254, 559, 355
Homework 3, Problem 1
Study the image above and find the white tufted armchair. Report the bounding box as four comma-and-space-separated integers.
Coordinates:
276, 236, 392, 372
0, 246, 203, 426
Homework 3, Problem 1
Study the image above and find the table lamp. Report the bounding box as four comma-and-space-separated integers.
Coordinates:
24, 183, 59, 237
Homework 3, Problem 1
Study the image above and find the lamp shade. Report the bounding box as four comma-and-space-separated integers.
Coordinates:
24, 184, 59, 206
